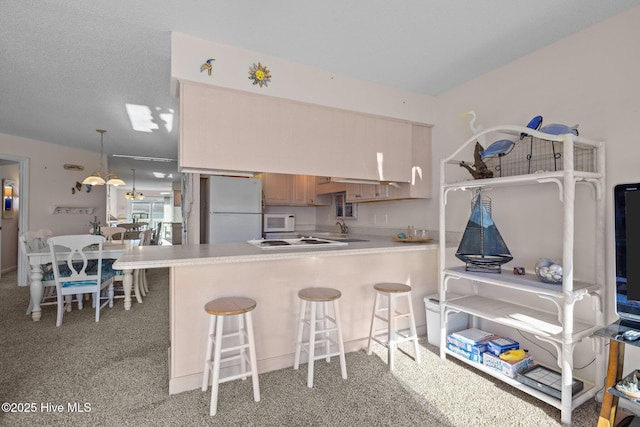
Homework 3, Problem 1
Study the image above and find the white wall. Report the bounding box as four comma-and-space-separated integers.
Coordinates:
0, 133, 107, 235
171, 32, 438, 125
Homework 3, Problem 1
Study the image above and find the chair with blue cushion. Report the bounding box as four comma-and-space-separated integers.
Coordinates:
48, 234, 115, 327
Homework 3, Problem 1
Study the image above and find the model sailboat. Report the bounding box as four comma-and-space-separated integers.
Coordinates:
455, 191, 512, 273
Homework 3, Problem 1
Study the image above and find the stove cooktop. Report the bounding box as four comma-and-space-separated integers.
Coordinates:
247, 237, 348, 249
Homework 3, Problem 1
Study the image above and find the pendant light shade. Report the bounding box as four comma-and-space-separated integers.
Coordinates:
124, 168, 144, 200
82, 129, 126, 186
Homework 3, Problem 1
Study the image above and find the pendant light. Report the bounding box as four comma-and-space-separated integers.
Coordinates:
82, 129, 126, 186
124, 168, 144, 200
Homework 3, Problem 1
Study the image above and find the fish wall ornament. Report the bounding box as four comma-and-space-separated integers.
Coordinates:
480, 139, 515, 160
540, 123, 579, 136
520, 115, 543, 139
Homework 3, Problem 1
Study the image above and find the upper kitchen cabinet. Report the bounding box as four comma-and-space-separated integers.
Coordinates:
262, 173, 291, 205
388, 123, 432, 199
262, 173, 330, 206
343, 124, 432, 202
178, 81, 418, 182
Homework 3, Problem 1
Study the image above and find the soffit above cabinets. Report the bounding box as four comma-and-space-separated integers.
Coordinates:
178, 82, 426, 183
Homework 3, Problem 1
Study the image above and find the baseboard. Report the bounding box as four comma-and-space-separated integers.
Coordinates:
169, 335, 397, 395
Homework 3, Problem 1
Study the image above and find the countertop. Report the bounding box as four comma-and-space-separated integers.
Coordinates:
113, 234, 438, 270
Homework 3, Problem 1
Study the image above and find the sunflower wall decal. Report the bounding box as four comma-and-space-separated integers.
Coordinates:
248, 62, 272, 87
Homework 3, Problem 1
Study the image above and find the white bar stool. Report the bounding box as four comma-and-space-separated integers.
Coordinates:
293, 287, 347, 388
201, 297, 260, 416
367, 282, 421, 370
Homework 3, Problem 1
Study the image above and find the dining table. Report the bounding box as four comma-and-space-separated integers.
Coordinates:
25, 240, 139, 321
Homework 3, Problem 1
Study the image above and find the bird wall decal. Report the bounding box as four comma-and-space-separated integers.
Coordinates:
200, 58, 216, 76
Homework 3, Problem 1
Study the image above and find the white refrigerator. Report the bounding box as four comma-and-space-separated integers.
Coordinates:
208, 176, 262, 243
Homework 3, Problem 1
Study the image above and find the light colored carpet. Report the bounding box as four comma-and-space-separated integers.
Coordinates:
0, 268, 599, 426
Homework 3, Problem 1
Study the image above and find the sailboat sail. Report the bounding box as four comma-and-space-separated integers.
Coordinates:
456, 195, 513, 272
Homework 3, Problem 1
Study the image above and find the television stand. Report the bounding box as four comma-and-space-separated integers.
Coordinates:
594, 321, 640, 427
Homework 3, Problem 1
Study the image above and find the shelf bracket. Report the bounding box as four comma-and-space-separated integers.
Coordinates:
536, 177, 564, 202
589, 290, 603, 314
581, 177, 603, 200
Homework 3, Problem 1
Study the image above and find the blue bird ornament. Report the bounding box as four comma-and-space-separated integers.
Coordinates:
480, 139, 515, 160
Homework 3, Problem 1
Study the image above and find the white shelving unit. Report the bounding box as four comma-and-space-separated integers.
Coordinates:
438, 125, 606, 425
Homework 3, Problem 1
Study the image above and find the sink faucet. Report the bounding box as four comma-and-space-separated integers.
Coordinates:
336, 218, 349, 234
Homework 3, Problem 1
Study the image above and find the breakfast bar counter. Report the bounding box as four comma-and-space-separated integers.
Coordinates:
114, 236, 439, 394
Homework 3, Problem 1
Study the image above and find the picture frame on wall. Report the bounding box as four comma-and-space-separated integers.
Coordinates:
3, 179, 15, 219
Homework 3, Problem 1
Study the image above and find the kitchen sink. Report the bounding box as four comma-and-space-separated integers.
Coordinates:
301, 232, 369, 243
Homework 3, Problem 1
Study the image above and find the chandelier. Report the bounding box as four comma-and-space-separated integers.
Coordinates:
82, 129, 126, 186
124, 168, 144, 200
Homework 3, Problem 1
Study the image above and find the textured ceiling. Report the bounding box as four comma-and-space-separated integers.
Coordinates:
1, 0, 639, 190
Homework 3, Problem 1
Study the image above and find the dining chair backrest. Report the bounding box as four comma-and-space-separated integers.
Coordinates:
151, 222, 163, 245
20, 231, 58, 315
48, 235, 105, 283
19, 229, 54, 280
48, 234, 114, 326
139, 229, 153, 246
21, 229, 53, 252
102, 226, 126, 243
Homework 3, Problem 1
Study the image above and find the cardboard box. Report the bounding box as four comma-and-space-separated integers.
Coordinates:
446, 342, 483, 364
447, 334, 497, 355
487, 337, 519, 356
449, 328, 495, 345
482, 352, 533, 378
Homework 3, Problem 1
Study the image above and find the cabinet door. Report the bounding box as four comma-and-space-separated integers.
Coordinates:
307, 177, 330, 205
346, 184, 376, 202
263, 173, 292, 205
290, 175, 308, 206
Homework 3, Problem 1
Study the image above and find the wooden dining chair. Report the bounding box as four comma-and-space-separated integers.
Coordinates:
101, 226, 126, 243
48, 234, 115, 326
20, 230, 59, 315
137, 229, 153, 296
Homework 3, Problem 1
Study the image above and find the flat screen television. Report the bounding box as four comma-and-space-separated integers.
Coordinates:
614, 183, 640, 326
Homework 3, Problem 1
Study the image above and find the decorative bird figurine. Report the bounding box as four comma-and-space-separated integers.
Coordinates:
540, 123, 579, 136
520, 115, 543, 139
480, 139, 515, 160
464, 110, 486, 145
200, 58, 215, 76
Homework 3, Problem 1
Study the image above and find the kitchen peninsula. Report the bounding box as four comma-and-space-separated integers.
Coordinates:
113, 235, 438, 394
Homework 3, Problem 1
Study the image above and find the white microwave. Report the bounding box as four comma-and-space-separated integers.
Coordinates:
263, 214, 295, 233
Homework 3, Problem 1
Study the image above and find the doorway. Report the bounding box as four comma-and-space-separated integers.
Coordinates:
0, 155, 29, 284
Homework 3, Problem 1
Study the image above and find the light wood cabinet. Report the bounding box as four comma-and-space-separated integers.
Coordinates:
315, 177, 347, 195
262, 173, 292, 205
262, 173, 329, 206
345, 183, 389, 202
